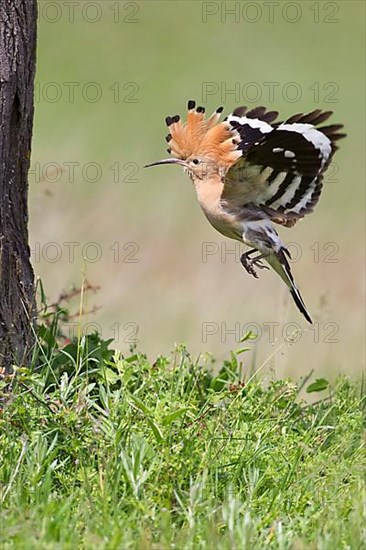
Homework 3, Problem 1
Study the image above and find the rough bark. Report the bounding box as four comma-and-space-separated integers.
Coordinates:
0, 1, 37, 372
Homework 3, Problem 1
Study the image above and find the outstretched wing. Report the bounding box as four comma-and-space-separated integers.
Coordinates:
224, 109, 346, 226
225, 105, 279, 152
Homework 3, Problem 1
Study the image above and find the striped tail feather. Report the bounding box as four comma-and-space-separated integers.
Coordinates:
265, 247, 313, 324
289, 286, 312, 325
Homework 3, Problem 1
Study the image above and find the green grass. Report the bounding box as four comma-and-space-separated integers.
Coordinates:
1, 305, 365, 549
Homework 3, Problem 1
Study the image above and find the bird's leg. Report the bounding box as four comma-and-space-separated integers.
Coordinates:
240, 249, 269, 279
243, 248, 257, 257
251, 253, 270, 269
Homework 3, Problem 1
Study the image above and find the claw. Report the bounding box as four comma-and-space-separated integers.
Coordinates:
252, 258, 269, 271
240, 251, 269, 279
240, 253, 259, 279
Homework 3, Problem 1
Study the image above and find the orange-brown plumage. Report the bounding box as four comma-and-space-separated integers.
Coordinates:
167, 101, 240, 167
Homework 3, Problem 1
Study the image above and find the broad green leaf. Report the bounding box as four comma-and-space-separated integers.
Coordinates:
306, 378, 329, 393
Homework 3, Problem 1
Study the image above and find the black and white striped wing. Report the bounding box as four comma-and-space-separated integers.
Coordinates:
225, 110, 345, 225
226, 105, 279, 153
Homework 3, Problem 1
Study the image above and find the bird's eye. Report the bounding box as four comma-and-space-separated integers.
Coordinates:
192, 158, 200, 165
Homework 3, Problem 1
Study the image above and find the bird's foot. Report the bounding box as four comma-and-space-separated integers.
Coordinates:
240, 251, 269, 279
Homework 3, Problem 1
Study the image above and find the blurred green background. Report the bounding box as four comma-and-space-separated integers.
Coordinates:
30, 0, 365, 377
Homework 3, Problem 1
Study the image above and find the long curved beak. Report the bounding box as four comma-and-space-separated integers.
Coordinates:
144, 158, 186, 168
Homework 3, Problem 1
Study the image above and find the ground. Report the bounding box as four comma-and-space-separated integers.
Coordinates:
1, 327, 364, 549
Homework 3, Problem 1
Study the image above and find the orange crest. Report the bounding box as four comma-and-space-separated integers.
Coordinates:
165, 100, 241, 167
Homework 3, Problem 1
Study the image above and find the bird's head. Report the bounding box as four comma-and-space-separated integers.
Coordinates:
145, 100, 241, 183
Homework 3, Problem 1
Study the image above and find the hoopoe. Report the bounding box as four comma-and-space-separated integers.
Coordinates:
145, 100, 345, 323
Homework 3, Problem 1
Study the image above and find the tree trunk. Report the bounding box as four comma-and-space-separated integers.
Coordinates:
0, 1, 37, 373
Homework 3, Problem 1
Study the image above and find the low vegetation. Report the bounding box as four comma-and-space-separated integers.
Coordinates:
0, 297, 364, 549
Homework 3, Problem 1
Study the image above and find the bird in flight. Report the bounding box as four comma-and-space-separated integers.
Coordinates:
145, 100, 345, 323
